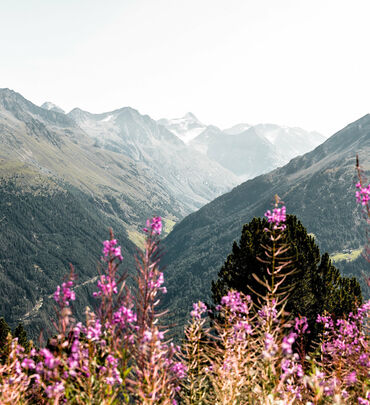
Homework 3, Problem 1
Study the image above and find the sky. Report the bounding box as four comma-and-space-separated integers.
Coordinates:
1, 0, 369, 135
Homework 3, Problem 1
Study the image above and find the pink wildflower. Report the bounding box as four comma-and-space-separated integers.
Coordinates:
53, 280, 75, 306
265, 205, 287, 230
190, 301, 207, 319
355, 182, 370, 206
102, 239, 123, 261
93, 275, 118, 297
143, 216, 162, 235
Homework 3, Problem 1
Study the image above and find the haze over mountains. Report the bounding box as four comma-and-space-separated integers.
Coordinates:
161, 114, 370, 332
159, 113, 326, 180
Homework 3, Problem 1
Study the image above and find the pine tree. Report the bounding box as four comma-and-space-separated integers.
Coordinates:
211, 215, 362, 345
13, 322, 30, 353
0, 317, 11, 347
0, 317, 11, 362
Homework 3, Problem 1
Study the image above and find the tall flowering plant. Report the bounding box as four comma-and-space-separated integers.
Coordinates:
128, 216, 185, 404
356, 155, 370, 273
0, 218, 187, 404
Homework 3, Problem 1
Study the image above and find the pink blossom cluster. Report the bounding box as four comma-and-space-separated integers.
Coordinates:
219, 290, 251, 314
53, 280, 75, 306
257, 300, 278, 325
143, 216, 162, 235
102, 238, 123, 261
294, 316, 310, 334
93, 274, 118, 297
147, 270, 167, 293
317, 301, 370, 363
356, 182, 370, 206
190, 301, 208, 319
265, 205, 287, 230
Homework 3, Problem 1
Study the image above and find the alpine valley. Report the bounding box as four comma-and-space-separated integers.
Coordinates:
0, 87, 366, 340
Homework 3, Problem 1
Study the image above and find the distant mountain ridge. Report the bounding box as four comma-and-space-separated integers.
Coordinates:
157, 113, 206, 144
66, 105, 238, 211
158, 113, 326, 180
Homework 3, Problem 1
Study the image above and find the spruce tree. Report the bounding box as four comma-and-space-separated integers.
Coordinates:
211, 215, 362, 344
0, 317, 11, 362
13, 322, 30, 353
0, 317, 11, 347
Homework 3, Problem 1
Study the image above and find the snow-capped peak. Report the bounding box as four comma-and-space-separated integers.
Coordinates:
158, 112, 206, 144
41, 101, 65, 114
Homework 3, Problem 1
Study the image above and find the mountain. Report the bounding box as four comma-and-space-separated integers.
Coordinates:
41, 101, 65, 114
252, 123, 326, 164
160, 114, 326, 181
157, 112, 207, 144
223, 123, 252, 135
68, 107, 238, 211
0, 88, 195, 336
189, 125, 283, 180
0, 89, 189, 227
160, 115, 370, 333
0, 88, 236, 337
189, 124, 326, 181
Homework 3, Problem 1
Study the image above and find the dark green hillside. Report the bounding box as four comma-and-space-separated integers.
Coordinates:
0, 171, 137, 340
160, 115, 370, 333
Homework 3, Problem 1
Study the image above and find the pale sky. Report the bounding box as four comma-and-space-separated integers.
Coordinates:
1, 0, 369, 135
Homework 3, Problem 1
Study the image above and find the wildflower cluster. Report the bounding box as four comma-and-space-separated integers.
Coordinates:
1, 175, 369, 404
190, 301, 208, 320
102, 238, 123, 261
53, 280, 75, 307
143, 215, 162, 235
356, 182, 370, 206
265, 196, 287, 230
0, 217, 186, 404
179, 198, 370, 404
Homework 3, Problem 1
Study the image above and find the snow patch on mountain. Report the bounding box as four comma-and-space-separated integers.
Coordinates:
158, 113, 207, 144
40, 101, 65, 114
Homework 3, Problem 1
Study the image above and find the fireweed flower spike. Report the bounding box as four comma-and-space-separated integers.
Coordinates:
265, 199, 287, 231
143, 216, 162, 235
102, 238, 123, 261
190, 301, 208, 319
356, 182, 370, 206
53, 280, 75, 306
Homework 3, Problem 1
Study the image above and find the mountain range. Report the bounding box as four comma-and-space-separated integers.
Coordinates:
0, 87, 337, 338
159, 114, 326, 180
160, 114, 370, 334
0, 88, 238, 336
